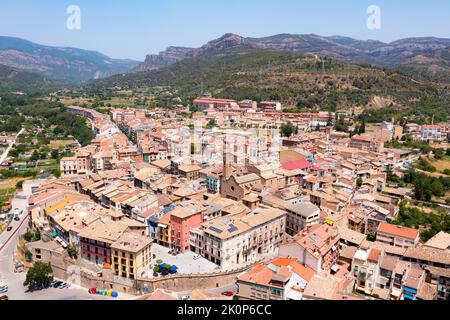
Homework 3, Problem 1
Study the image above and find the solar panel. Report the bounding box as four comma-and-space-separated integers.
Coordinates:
208, 226, 223, 234
228, 224, 239, 233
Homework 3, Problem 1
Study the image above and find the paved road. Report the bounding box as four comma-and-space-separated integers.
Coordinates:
0, 128, 25, 164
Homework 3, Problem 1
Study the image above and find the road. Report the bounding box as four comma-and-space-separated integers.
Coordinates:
0, 189, 112, 300
0, 128, 25, 164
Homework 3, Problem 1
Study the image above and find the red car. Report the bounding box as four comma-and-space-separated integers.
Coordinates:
88, 288, 97, 294
221, 291, 235, 297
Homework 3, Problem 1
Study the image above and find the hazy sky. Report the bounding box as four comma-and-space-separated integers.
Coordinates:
1, 0, 450, 60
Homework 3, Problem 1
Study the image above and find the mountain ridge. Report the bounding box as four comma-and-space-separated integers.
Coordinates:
0, 36, 141, 84
136, 33, 450, 78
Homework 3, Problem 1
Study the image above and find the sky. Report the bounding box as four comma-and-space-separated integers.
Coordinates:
1, 0, 450, 61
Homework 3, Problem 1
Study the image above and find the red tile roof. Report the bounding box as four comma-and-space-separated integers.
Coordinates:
282, 158, 312, 171
377, 223, 419, 240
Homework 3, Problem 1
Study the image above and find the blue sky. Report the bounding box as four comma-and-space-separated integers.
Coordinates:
1, 0, 450, 60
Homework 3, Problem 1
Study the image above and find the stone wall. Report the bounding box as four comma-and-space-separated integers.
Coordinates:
47, 252, 249, 296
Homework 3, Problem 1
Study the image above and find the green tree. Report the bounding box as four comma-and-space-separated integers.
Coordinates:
67, 244, 78, 258
280, 122, 296, 137
23, 262, 53, 289
356, 177, 363, 188
50, 149, 60, 160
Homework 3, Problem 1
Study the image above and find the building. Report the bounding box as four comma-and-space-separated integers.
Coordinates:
423, 231, 450, 251
220, 173, 261, 202
191, 208, 286, 270
376, 223, 420, 248
193, 97, 238, 111
279, 224, 340, 272
237, 257, 315, 300
421, 125, 444, 142
285, 202, 320, 236
258, 101, 282, 112
60, 157, 78, 176
111, 232, 153, 280
170, 202, 205, 253
349, 135, 383, 153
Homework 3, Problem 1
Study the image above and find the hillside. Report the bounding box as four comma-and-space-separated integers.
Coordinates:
0, 36, 140, 83
0, 64, 60, 92
89, 47, 449, 122
136, 33, 450, 81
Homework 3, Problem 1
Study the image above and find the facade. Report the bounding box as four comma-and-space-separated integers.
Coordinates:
285, 202, 320, 236
111, 232, 153, 280
191, 208, 286, 270
421, 125, 444, 142
170, 202, 205, 253
376, 223, 420, 248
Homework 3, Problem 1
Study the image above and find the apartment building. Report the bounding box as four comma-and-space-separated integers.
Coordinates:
285, 203, 321, 236
190, 208, 286, 270
60, 157, 77, 176
421, 125, 444, 142
376, 223, 420, 248
111, 232, 152, 280
193, 97, 238, 111
349, 135, 383, 153
169, 202, 206, 253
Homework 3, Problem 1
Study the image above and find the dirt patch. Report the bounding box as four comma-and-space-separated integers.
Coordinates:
49, 140, 77, 148
0, 177, 28, 189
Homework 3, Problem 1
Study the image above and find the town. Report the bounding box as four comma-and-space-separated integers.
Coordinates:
1, 96, 448, 301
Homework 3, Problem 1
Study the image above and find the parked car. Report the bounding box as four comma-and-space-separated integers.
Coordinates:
59, 282, 70, 289
53, 281, 63, 288
0, 294, 8, 300
6, 226, 12, 232
221, 291, 235, 297
88, 288, 97, 294
193, 254, 201, 260
0, 284, 8, 294
180, 295, 190, 300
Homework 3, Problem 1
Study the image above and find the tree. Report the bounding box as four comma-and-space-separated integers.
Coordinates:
23, 262, 53, 289
51, 169, 61, 178
67, 244, 78, 259
358, 117, 366, 134
356, 177, 363, 188
50, 149, 59, 160
280, 122, 295, 137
